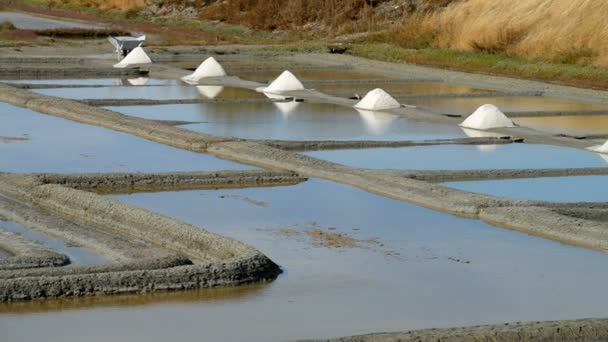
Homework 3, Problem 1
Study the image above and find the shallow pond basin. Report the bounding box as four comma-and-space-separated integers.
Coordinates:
446, 175, 608, 202
3, 178, 608, 341
0, 220, 108, 266
233, 69, 387, 83
312, 82, 489, 97
305, 144, 607, 170
5, 78, 181, 87
514, 115, 608, 135
0, 103, 248, 173
33, 84, 263, 100
409, 96, 608, 115
110, 102, 467, 141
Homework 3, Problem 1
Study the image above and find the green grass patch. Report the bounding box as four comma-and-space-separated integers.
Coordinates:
350, 43, 608, 89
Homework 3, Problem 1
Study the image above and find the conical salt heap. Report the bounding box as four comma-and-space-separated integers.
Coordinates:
182, 57, 227, 84
262, 71, 305, 93
587, 140, 608, 154
354, 88, 401, 111
113, 47, 152, 68
459, 104, 515, 130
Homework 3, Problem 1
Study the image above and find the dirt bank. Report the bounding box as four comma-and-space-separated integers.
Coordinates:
0, 229, 69, 270
302, 318, 608, 342
34, 170, 307, 194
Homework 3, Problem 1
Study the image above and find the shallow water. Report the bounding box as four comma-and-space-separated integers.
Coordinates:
514, 115, 608, 135
4, 179, 608, 341
233, 69, 387, 83
6, 78, 181, 87
33, 85, 263, 100
305, 144, 607, 170
0, 12, 101, 30
0, 220, 107, 266
0, 248, 8, 258
110, 103, 466, 141
312, 82, 489, 97
409, 96, 608, 115
446, 175, 608, 202
0, 103, 248, 173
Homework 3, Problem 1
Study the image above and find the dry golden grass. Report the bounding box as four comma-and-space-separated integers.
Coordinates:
424, 0, 608, 65
60, 0, 144, 11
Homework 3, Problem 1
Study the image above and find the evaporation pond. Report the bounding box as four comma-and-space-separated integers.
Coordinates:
312, 82, 489, 97
0, 103, 247, 173
4, 178, 608, 341
446, 175, 608, 202
514, 115, 608, 135
409, 96, 608, 115
6, 78, 182, 87
33, 85, 263, 100
233, 69, 386, 83
305, 144, 607, 170
110, 103, 466, 141
1, 220, 107, 266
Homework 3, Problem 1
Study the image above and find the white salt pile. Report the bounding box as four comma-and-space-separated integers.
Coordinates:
197, 85, 224, 99
259, 71, 305, 94
587, 140, 608, 154
113, 47, 152, 68
357, 109, 398, 134
182, 57, 227, 84
459, 104, 515, 130
354, 88, 401, 111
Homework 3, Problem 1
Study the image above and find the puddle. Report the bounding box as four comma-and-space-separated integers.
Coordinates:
0, 12, 102, 30
0, 220, 108, 266
233, 69, 387, 83
409, 96, 608, 115
312, 82, 489, 97
110, 103, 466, 141
445, 175, 608, 202
4, 179, 608, 341
305, 144, 607, 170
0, 103, 248, 173
33, 85, 263, 100
514, 115, 608, 135
5, 79, 181, 87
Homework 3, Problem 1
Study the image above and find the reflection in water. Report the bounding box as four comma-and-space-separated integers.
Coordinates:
125, 77, 150, 86
357, 109, 398, 135
515, 115, 608, 135
446, 175, 608, 202
0, 103, 247, 173
262, 92, 301, 116
0, 283, 269, 314
196, 85, 224, 99
112, 103, 465, 141
314, 82, 489, 97
597, 153, 608, 164
461, 127, 503, 152
409, 97, 608, 115
306, 144, 607, 170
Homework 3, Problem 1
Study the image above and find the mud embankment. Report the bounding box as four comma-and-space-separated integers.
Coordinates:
0, 174, 281, 301
0, 229, 69, 270
302, 318, 608, 342
35, 170, 307, 194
